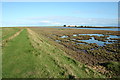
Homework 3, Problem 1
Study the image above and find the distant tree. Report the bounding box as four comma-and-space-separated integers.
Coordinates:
75, 25, 77, 27
81, 26, 83, 27
63, 25, 66, 27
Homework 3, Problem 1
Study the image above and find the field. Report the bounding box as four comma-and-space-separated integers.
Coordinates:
2, 27, 120, 78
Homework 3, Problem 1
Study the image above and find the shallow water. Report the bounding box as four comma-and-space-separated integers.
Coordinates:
78, 34, 119, 38
60, 35, 68, 38
59, 34, 120, 46
77, 37, 116, 46
62, 27, 120, 31
78, 34, 104, 36
55, 40, 61, 42
78, 34, 119, 46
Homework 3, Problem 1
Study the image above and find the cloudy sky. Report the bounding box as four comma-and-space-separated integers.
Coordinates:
2, 2, 118, 27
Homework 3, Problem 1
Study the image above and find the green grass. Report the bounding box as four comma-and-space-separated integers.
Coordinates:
0, 29, 2, 41
3, 29, 36, 78
2, 28, 20, 40
2, 28, 106, 78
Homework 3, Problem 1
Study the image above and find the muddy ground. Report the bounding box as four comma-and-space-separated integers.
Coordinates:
30, 27, 120, 77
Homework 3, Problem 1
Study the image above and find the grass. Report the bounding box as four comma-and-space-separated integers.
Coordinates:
27, 28, 105, 78
30, 27, 120, 78
3, 28, 106, 78
2, 27, 20, 40
3, 29, 36, 78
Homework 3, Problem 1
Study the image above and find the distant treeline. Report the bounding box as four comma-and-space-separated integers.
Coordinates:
63, 25, 119, 28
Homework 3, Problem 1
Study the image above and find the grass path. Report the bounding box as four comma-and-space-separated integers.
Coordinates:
2, 28, 105, 78
2, 28, 20, 40
3, 29, 36, 78
2, 29, 23, 47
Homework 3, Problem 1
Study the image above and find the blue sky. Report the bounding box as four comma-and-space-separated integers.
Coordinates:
2, 2, 118, 27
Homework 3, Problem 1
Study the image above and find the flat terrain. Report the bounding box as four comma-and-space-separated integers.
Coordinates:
2, 27, 120, 78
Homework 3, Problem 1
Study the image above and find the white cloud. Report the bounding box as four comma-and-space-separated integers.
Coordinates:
51, 22, 61, 25
39, 20, 61, 25
2, 16, 118, 27
40, 20, 50, 23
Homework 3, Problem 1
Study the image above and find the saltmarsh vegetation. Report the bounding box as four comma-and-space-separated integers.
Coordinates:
2, 27, 105, 78
41, 28, 120, 78
27, 28, 105, 78
99, 61, 120, 78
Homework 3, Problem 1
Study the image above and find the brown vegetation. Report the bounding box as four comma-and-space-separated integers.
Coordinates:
29, 27, 120, 77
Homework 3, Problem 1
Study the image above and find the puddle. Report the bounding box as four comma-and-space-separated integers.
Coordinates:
79, 36, 118, 46
55, 40, 61, 42
60, 34, 120, 46
77, 37, 105, 46
78, 34, 104, 36
60, 35, 68, 38
107, 35, 119, 39
78, 34, 119, 39
73, 34, 77, 36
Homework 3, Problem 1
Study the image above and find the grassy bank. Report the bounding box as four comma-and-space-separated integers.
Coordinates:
2, 28, 105, 78
3, 29, 37, 78
30, 27, 120, 78
27, 28, 106, 78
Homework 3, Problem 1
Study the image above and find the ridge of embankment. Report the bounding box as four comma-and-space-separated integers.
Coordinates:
27, 28, 105, 78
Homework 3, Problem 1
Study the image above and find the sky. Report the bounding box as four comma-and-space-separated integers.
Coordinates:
2, 2, 118, 27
